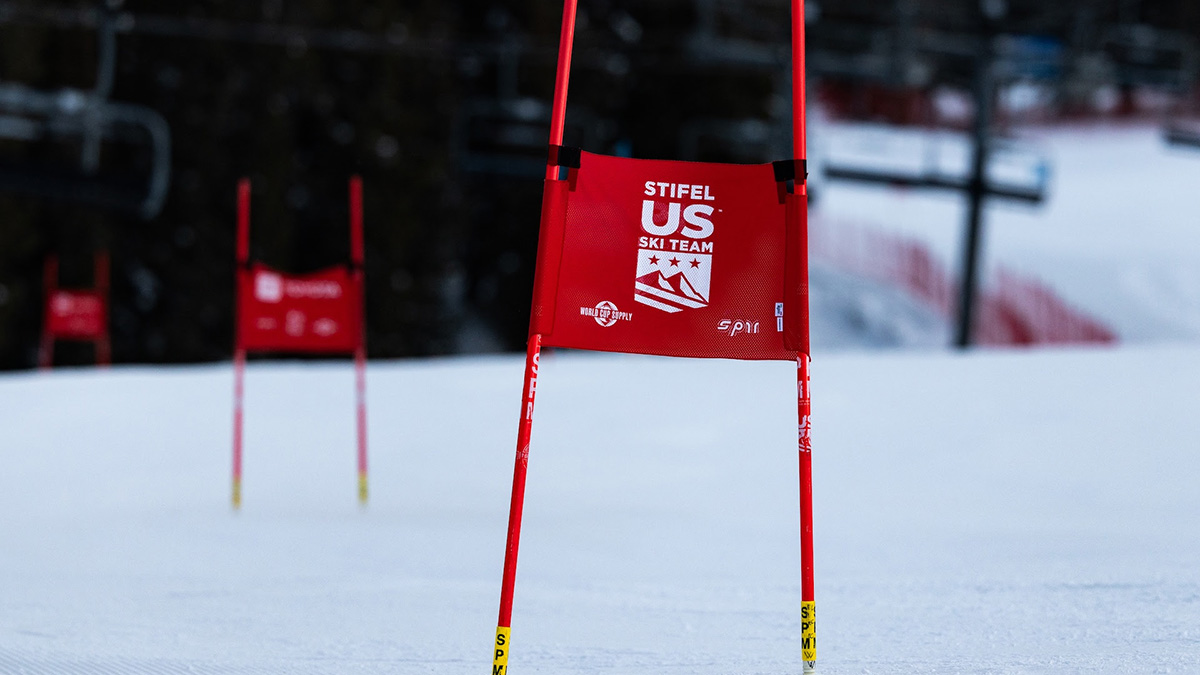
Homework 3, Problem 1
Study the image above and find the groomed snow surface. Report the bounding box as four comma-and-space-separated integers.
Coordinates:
3, 346, 1199, 674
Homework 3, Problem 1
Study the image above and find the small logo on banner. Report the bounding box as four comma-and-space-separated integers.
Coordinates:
255, 271, 284, 303
312, 318, 339, 336
285, 310, 306, 336
580, 300, 632, 327
717, 319, 760, 336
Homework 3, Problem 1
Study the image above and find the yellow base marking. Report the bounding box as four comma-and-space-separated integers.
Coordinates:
232, 478, 242, 510
357, 473, 369, 505
801, 600, 816, 663
492, 626, 511, 675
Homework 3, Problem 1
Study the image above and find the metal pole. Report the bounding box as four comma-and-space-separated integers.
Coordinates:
83, 0, 118, 174
955, 18, 996, 348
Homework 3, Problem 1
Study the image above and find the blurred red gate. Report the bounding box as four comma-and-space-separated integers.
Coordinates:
231, 177, 369, 509
39, 252, 111, 369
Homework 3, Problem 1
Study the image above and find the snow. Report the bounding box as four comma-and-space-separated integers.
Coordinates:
3, 345, 1199, 673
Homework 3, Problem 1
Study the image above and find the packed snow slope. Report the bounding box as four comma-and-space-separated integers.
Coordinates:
2, 348, 1198, 673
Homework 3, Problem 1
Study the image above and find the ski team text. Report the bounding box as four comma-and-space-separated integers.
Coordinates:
637, 236, 713, 253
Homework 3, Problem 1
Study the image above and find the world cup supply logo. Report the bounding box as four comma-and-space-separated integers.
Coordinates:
579, 300, 632, 327
635, 181, 715, 314
592, 300, 619, 327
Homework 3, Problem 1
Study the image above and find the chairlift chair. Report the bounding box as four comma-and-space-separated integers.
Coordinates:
0, 2, 171, 219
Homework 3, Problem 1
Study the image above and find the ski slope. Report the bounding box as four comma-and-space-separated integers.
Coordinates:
3, 346, 1199, 673
817, 123, 1200, 342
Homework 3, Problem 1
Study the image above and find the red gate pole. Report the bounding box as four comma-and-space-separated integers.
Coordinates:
493, 2, 576, 672
95, 251, 112, 367
493, 333, 542, 675
39, 255, 58, 370
232, 178, 251, 510
792, 0, 817, 672
349, 175, 369, 506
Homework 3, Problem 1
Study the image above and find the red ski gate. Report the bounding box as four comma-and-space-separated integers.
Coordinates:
39, 252, 111, 369
231, 177, 369, 509
491, 1, 817, 672
532, 152, 800, 360
237, 264, 361, 354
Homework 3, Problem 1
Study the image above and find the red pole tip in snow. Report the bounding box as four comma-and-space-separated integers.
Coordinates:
355, 343, 368, 506
236, 178, 251, 265
349, 176, 364, 268
231, 347, 246, 510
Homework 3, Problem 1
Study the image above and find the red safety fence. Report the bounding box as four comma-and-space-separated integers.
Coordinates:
976, 268, 1115, 345
39, 252, 111, 369
809, 214, 1116, 346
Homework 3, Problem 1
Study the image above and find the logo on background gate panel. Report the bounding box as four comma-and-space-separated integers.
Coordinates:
635, 181, 715, 314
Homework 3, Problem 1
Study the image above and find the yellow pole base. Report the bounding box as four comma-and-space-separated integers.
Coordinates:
802, 600, 816, 672
492, 626, 511, 674
232, 478, 242, 510
358, 473, 369, 505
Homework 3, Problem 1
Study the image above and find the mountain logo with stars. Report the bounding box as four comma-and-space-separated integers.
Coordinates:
633, 250, 712, 313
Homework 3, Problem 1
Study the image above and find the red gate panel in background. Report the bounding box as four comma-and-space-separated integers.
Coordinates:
237, 263, 361, 353
231, 177, 369, 510
39, 252, 111, 369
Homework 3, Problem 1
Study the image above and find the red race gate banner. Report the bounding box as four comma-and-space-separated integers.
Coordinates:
492, 1, 817, 673
39, 252, 111, 369
231, 177, 369, 510
532, 151, 800, 361
47, 290, 106, 339
237, 263, 361, 353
